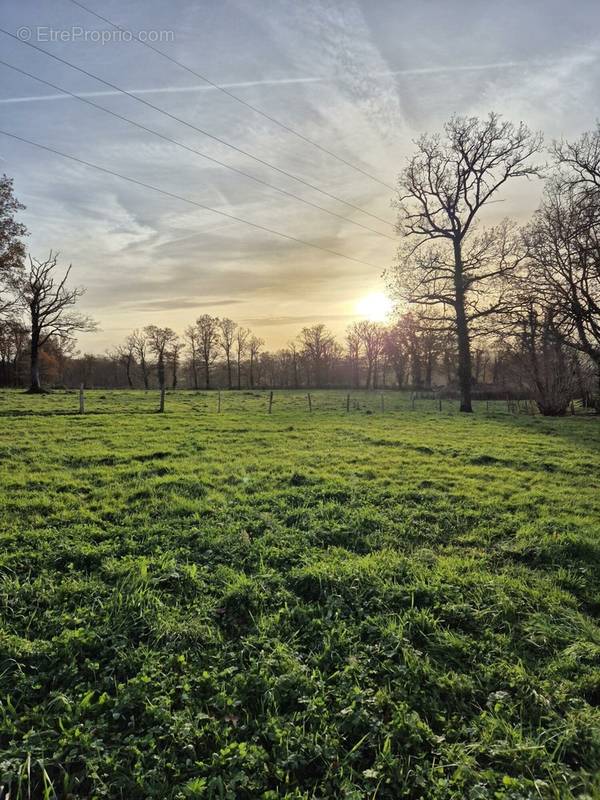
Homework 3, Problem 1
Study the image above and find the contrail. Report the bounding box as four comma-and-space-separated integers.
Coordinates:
0, 75, 325, 104
0, 58, 559, 105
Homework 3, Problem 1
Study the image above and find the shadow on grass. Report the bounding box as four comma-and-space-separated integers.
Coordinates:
486, 408, 600, 450
0, 409, 158, 418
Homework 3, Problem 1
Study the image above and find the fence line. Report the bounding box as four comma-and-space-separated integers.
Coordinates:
3, 387, 595, 418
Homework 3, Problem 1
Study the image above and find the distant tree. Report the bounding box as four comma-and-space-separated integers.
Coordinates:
195, 314, 220, 389
299, 324, 337, 388
219, 318, 237, 389
170, 340, 185, 389
18, 252, 96, 393
248, 335, 264, 388
127, 329, 150, 389
287, 342, 300, 389
184, 324, 200, 390
509, 292, 577, 415
0, 175, 27, 316
345, 324, 363, 388
354, 321, 386, 389
0, 317, 27, 386
235, 327, 250, 389
384, 320, 409, 388
415, 313, 449, 388
114, 341, 135, 388
144, 325, 178, 390
390, 113, 542, 411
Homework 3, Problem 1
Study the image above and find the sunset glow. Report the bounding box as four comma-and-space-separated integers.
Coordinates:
355, 292, 394, 322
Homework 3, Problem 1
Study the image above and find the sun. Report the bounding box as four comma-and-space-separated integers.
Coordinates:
356, 292, 393, 322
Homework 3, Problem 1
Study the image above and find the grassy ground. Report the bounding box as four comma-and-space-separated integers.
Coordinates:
0, 389, 599, 800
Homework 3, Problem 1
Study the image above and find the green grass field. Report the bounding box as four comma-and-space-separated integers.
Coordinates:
1, 390, 599, 799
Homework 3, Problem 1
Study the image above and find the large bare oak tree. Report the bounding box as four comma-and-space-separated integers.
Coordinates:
390, 113, 542, 411
18, 252, 96, 393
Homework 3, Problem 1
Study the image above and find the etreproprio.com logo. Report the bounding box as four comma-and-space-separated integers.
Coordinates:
16, 26, 175, 44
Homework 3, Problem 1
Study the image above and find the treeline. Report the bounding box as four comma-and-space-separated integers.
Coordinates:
1, 310, 594, 406
1, 113, 599, 414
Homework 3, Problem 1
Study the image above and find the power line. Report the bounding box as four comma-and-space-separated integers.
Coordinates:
66, 0, 396, 191
0, 28, 394, 228
0, 128, 387, 270
0, 59, 394, 242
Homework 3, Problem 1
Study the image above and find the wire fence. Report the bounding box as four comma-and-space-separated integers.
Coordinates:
0, 388, 595, 419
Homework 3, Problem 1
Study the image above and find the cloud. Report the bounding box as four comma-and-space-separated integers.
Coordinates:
5, 0, 600, 353
242, 313, 354, 326
122, 296, 244, 311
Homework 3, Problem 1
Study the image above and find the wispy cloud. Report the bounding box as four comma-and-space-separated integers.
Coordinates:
123, 297, 245, 311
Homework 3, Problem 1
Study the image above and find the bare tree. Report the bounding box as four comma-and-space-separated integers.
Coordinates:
509, 292, 577, 415
144, 325, 178, 390
354, 321, 386, 389
184, 325, 200, 390
196, 314, 220, 389
525, 185, 600, 400
235, 326, 250, 389
554, 123, 600, 195
0, 175, 27, 316
299, 324, 338, 388
127, 329, 150, 389
219, 318, 237, 389
0, 317, 27, 387
114, 341, 135, 388
170, 340, 185, 389
288, 342, 300, 389
345, 323, 363, 388
18, 252, 96, 393
248, 335, 264, 388
390, 113, 542, 411
384, 320, 409, 388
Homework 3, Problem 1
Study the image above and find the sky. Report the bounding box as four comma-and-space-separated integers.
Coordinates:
1, 0, 599, 353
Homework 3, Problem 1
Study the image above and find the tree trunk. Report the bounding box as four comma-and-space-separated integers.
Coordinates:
157, 354, 165, 390
453, 242, 473, 412
28, 333, 43, 393
366, 361, 373, 390
141, 358, 149, 390
126, 357, 133, 388
204, 361, 210, 390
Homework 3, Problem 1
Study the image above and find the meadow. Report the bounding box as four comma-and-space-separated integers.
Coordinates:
0, 389, 599, 799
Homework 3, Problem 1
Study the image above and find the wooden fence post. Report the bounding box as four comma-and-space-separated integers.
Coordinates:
268, 390, 273, 414
411, 393, 415, 411
79, 383, 85, 415
307, 393, 312, 413
159, 386, 165, 413
438, 397, 442, 412
380, 393, 385, 413
486, 398, 490, 414
346, 393, 350, 413
217, 390, 221, 413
